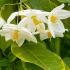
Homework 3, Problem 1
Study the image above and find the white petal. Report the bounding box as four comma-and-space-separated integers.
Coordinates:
0, 29, 12, 41
0, 29, 10, 36
20, 28, 37, 43
52, 4, 64, 14
25, 32, 37, 43
7, 11, 24, 24
40, 30, 53, 40
36, 23, 45, 32
55, 32, 64, 37
47, 20, 55, 38
56, 10, 70, 19
2, 24, 17, 30
32, 9, 49, 16
16, 39, 25, 47
23, 9, 49, 17
7, 12, 18, 24
40, 32, 48, 40
37, 15, 48, 23
16, 33, 25, 47
53, 20, 66, 33
19, 17, 36, 33
5, 33, 12, 41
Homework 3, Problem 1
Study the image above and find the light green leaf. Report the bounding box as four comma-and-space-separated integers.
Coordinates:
57, 0, 70, 3
65, 64, 70, 70
11, 42, 65, 70
63, 57, 70, 67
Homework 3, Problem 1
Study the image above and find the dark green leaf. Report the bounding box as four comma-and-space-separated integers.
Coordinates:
0, 58, 9, 66
24, 62, 43, 70
0, 36, 11, 52
7, 52, 16, 63
25, 0, 56, 11
15, 60, 24, 70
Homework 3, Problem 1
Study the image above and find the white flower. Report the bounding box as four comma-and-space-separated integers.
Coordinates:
18, 9, 49, 33
0, 18, 6, 28
0, 24, 37, 47
7, 9, 49, 33
18, 17, 36, 33
39, 30, 53, 40
36, 23, 53, 40
47, 4, 70, 37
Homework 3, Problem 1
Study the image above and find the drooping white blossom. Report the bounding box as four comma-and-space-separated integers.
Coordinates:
0, 24, 37, 47
47, 4, 70, 37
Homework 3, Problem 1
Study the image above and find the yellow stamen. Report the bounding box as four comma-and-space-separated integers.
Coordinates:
47, 31, 52, 38
31, 16, 41, 25
50, 15, 57, 23
12, 30, 19, 41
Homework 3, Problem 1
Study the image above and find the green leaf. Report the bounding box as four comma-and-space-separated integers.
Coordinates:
15, 60, 24, 70
24, 0, 56, 11
0, 49, 3, 59
7, 52, 16, 63
0, 0, 12, 7
24, 62, 43, 70
1, 5, 16, 21
57, 0, 70, 3
0, 0, 18, 7
0, 36, 11, 52
63, 57, 70, 67
22, 0, 27, 3
0, 58, 10, 67
65, 64, 70, 70
2, 64, 12, 70
11, 42, 65, 70
63, 18, 70, 29
0, 67, 1, 70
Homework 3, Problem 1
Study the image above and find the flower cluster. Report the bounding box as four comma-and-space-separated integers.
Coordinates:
0, 4, 70, 47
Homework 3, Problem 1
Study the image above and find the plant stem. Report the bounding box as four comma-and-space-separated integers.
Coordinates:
55, 38, 60, 55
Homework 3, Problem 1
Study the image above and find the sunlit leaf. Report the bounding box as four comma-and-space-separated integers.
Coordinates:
64, 57, 70, 67
57, 0, 70, 3
11, 42, 65, 70
65, 64, 70, 70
